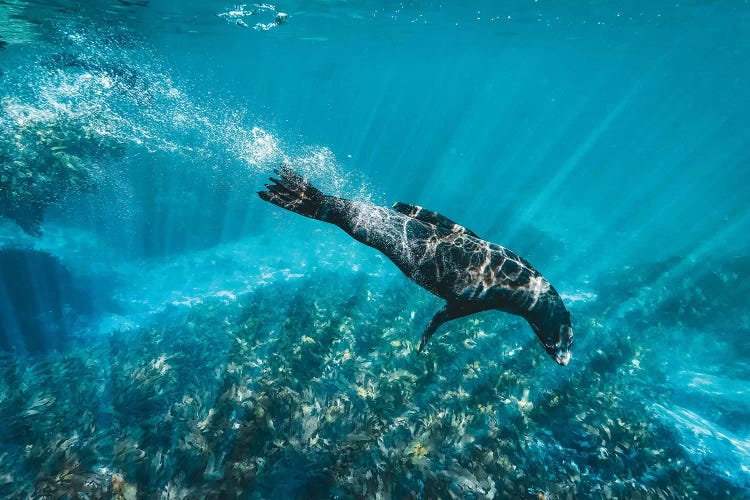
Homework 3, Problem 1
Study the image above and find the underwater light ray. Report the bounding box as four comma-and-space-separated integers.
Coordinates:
0, 282, 25, 352
601, 209, 750, 331
406, 65, 564, 213
462, 97, 585, 229
505, 55, 744, 294
478, 53, 675, 277
350, 85, 398, 174
558, 130, 750, 290
511, 78, 644, 237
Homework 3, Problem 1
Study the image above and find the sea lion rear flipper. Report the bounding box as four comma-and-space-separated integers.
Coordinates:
258, 164, 328, 220
392, 202, 478, 238
417, 303, 473, 352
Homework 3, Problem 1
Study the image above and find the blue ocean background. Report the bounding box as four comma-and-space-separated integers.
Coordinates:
1, 0, 749, 497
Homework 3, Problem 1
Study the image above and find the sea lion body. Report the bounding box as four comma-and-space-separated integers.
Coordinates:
333, 201, 550, 309
259, 166, 573, 365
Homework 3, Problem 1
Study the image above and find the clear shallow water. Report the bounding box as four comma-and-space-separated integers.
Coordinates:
1, 0, 749, 497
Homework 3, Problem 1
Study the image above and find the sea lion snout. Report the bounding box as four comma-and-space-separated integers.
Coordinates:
555, 346, 571, 366
543, 340, 571, 366
530, 320, 573, 366
554, 324, 573, 366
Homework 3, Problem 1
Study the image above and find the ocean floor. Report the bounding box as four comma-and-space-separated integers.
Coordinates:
1, 254, 748, 498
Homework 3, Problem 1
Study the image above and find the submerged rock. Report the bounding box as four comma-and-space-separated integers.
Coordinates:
0, 248, 85, 354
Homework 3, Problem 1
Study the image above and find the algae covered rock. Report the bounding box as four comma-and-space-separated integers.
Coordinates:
0, 99, 124, 235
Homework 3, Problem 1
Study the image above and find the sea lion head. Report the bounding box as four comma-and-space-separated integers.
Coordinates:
530, 311, 573, 366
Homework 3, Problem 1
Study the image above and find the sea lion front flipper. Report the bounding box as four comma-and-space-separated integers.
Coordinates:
417, 303, 474, 352
392, 202, 479, 238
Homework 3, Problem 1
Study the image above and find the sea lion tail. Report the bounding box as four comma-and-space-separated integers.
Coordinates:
258, 164, 329, 220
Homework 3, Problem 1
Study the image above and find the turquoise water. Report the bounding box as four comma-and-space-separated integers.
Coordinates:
1, 0, 749, 497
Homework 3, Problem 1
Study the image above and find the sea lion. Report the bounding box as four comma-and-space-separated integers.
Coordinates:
258, 165, 573, 365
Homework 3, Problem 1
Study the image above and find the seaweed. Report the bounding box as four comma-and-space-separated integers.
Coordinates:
0, 268, 744, 498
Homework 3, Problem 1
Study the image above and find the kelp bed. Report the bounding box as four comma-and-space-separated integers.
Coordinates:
0, 265, 746, 499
